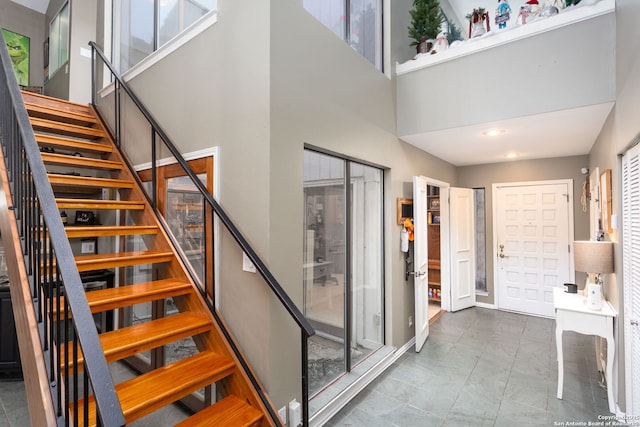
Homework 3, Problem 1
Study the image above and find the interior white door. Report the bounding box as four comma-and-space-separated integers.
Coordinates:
495, 182, 572, 317
449, 187, 476, 312
413, 176, 429, 352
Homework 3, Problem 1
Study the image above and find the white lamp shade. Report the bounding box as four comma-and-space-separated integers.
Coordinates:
573, 240, 614, 274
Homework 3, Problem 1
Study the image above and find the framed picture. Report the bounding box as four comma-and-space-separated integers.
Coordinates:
432, 214, 441, 224
2, 29, 30, 86
600, 169, 612, 234
75, 210, 97, 225
81, 238, 97, 254
396, 198, 413, 225
429, 197, 440, 210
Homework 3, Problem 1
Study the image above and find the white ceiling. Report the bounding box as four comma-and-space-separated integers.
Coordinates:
401, 102, 614, 166
11, 0, 49, 14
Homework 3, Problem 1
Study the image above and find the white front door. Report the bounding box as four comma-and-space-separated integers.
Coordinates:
413, 176, 430, 351
495, 181, 573, 317
449, 187, 476, 312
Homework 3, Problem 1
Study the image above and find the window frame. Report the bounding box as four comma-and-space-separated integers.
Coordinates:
47, 1, 70, 81
110, 0, 218, 79
303, 0, 384, 71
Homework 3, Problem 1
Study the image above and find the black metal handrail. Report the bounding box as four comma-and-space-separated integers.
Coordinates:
0, 31, 124, 426
89, 41, 315, 425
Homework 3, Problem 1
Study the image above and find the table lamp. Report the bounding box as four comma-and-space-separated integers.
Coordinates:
573, 240, 614, 310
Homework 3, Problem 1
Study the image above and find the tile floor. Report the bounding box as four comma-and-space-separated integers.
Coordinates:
0, 307, 615, 426
326, 307, 613, 426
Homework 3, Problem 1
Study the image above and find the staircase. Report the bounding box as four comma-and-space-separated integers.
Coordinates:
21, 91, 276, 427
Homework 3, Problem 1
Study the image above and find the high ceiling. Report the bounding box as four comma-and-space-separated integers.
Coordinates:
11, 0, 49, 14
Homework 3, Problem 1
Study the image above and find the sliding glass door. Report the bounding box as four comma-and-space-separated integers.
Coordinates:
303, 149, 383, 396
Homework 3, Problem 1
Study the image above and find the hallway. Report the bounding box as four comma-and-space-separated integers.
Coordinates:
0, 307, 613, 426
326, 307, 611, 426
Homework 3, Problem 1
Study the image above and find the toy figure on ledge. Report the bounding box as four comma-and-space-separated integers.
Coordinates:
466, 8, 490, 38
495, 0, 512, 29
518, 0, 538, 24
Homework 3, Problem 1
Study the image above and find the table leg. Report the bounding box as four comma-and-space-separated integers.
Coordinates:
556, 322, 564, 399
595, 336, 604, 373
606, 336, 615, 413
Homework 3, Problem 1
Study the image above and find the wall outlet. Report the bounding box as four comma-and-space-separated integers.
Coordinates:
408, 315, 413, 327
278, 406, 288, 426
289, 400, 301, 427
242, 252, 256, 273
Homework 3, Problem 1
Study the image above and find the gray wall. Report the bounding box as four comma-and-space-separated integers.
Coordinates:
0, 1, 45, 87
397, 11, 616, 137
457, 155, 590, 305
44, 0, 96, 102
586, 0, 640, 412
111, 0, 456, 407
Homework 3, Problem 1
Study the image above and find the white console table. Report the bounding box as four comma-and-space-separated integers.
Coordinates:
553, 287, 617, 413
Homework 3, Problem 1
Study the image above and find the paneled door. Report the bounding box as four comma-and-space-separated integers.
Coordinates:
413, 175, 430, 352
495, 181, 573, 317
449, 187, 476, 312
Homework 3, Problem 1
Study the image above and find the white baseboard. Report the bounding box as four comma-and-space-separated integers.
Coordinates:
309, 339, 415, 427
475, 301, 496, 310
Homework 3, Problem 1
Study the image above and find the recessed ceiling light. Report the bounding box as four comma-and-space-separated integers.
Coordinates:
505, 153, 518, 159
482, 129, 506, 137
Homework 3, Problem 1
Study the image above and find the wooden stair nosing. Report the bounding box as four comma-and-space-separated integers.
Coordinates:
72, 351, 236, 426
175, 395, 264, 427
56, 198, 144, 210
21, 90, 93, 116
25, 101, 98, 127
75, 250, 174, 272
63, 312, 212, 372
52, 279, 193, 320
48, 174, 134, 189
30, 117, 105, 140
35, 133, 113, 154
41, 152, 123, 171
65, 225, 158, 239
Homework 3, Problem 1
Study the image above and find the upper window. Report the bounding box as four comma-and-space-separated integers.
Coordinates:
48, 2, 70, 80
303, 0, 382, 71
114, 0, 217, 73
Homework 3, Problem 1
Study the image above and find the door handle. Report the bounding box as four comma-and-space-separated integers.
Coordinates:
632, 320, 639, 326
498, 244, 505, 258
408, 271, 426, 277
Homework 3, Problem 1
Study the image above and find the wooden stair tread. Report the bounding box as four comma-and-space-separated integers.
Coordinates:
48, 173, 134, 189
35, 133, 113, 154
41, 152, 122, 170
25, 101, 97, 126
66, 225, 158, 238
64, 312, 212, 370
53, 279, 193, 319
30, 117, 105, 140
175, 395, 263, 427
75, 250, 174, 272
74, 351, 236, 426
56, 198, 144, 210
22, 90, 93, 115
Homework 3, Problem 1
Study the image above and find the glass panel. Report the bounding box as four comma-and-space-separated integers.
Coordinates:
158, 0, 215, 47
119, 0, 154, 73
59, 3, 69, 68
350, 163, 383, 366
349, 0, 378, 67
303, 151, 346, 396
475, 188, 487, 292
49, 13, 60, 74
165, 174, 207, 284
303, 0, 346, 40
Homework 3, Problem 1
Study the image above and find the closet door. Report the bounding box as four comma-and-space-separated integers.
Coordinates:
623, 143, 640, 416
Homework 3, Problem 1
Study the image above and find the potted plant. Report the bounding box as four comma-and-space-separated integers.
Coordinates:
408, 0, 442, 54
